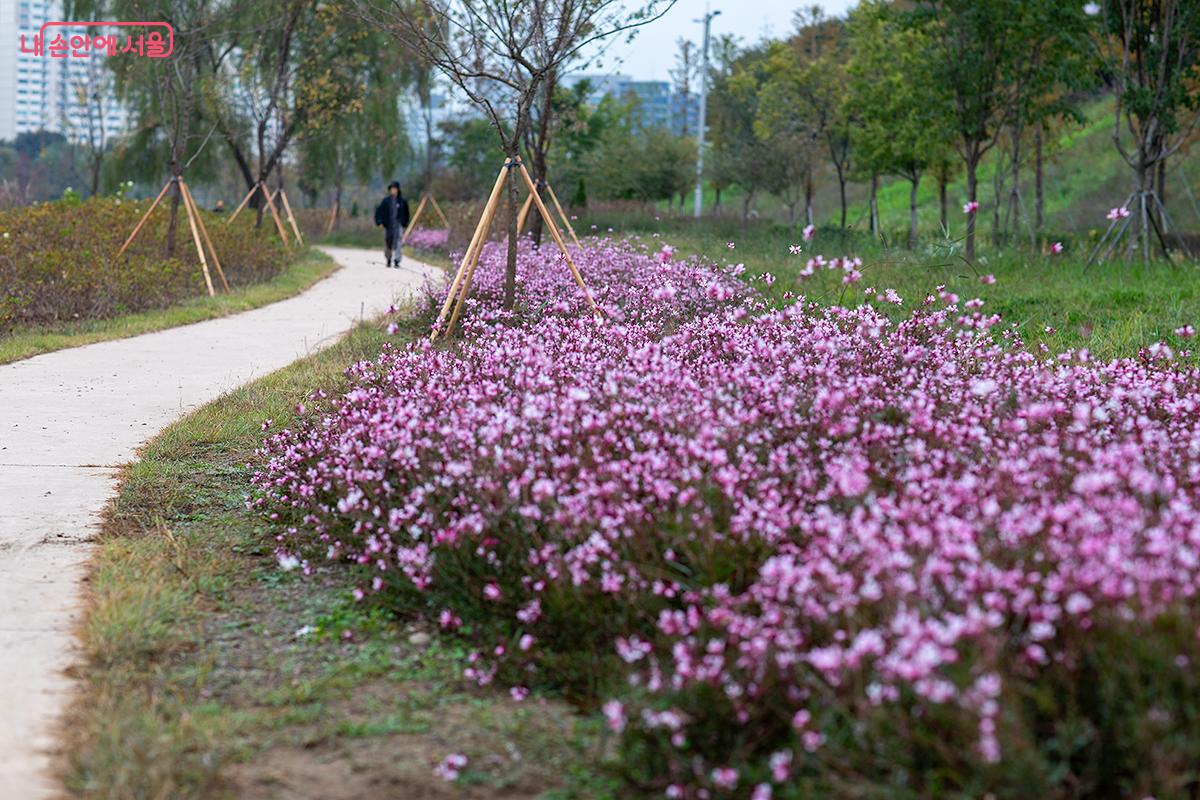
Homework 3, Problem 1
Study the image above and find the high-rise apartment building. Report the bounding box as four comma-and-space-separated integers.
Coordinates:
0, 0, 129, 143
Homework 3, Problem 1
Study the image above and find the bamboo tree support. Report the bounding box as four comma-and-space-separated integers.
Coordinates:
114, 176, 226, 296
515, 191, 536, 235
430, 158, 601, 343
401, 192, 452, 245
515, 161, 600, 318
276, 187, 304, 246
115, 179, 173, 258
515, 180, 582, 250
229, 182, 290, 245
401, 194, 431, 245
178, 180, 217, 297
545, 182, 582, 250
323, 198, 339, 237
228, 183, 257, 220
430, 160, 511, 341
179, 179, 229, 292
444, 179, 508, 337
428, 195, 451, 228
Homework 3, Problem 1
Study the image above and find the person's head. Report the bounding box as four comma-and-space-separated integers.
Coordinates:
388, 181, 400, 197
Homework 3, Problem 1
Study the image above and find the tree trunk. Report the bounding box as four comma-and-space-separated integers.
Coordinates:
908, 175, 920, 250
166, 180, 181, 258
333, 182, 342, 231
1006, 126, 1021, 247
835, 162, 847, 230
804, 166, 814, 226
714, 186, 722, 214
1156, 157, 1168, 233
938, 169, 948, 233
965, 153, 979, 261
869, 173, 879, 236
504, 163, 518, 310
741, 189, 756, 222
1034, 127, 1044, 236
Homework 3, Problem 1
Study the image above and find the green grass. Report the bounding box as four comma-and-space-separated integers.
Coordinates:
63, 312, 616, 800
579, 212, 1200, 363
0, 248, 338, 365
659, 98, 1200, 246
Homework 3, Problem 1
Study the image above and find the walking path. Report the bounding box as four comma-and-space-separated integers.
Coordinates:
0, 247, 437, 799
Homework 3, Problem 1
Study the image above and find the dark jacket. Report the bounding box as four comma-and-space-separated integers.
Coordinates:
375, 195, 410, 232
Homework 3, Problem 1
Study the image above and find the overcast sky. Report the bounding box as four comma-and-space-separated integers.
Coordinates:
576, 0, 860, 82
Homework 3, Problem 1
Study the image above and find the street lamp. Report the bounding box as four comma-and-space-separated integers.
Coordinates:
693, 4, 720, 219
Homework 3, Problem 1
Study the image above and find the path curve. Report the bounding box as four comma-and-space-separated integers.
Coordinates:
0, 247, 438, 799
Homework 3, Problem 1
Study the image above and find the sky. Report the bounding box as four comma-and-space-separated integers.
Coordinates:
577, 0, 860, 82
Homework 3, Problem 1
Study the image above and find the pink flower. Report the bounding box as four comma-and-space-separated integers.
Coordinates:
726, 241, 736, 250
963, 201, 980, 215
789, 244, 803, 255
980, 273, 996, 285
1049, 241, 1064, 254
483, 582, 502, 601
751, 784, 773, 800
1175, 325, 1195, 339
1107, 206, 1131, 221
510, 685, 529, 701
802, 224, 816, 241
603, 699, 626, 732
434, 752, 468, 781
711, 766, 738, 790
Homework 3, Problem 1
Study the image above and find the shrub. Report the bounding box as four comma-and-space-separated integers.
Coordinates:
253, 237, 1200, 798
0, 196, 288, 334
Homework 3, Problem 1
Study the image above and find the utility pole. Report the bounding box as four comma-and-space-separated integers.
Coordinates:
693, 4, 719, 219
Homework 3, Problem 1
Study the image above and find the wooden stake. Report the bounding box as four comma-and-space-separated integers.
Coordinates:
116, 178, 173, 257
431, 161, 511, 341
261, 184, 290, 245
324, 202, 337, 237
516, 161, 600, 318
545, 182, 582, 250
228, 183, 257, 222
401, 193, 430, 245
516, 191, 536, 235
278, 188, 304, 246
429, 195, 451, 228
180, 179, 230, 292
445, 178, 508, 338
179, 177, 216, 297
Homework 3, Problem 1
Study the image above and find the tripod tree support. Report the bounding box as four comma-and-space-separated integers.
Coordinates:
515, 179, 583, 250
1086, 190, 1193, 269
179, 178, 229, 292
115, 179, 173, 259
429, 158, 601, 343
402, 192, 453, 245
229, 182, 291, 246
114, 176, 228, 297
431, 160, 511, 341
275, 187, 304, 246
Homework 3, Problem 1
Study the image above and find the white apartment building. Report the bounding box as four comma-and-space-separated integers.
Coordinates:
0, 0, 129, 143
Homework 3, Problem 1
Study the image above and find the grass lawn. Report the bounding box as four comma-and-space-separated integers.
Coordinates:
0, 249, 338, 366
63, 314, 615, 800
578, 212, 1200, 363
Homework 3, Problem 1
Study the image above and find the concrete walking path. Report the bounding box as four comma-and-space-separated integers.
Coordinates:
0, 247, 437, 799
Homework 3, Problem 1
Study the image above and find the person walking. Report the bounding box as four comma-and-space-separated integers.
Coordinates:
375, 181, 411, 268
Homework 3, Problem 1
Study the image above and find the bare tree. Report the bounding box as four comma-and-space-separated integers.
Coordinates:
354, 0, 676, 309
670, 37, 696, 137
1088, 0, 1200, 261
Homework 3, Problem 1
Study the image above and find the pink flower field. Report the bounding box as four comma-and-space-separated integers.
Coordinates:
405, 227, 450, 250
253, 239, 1200, 798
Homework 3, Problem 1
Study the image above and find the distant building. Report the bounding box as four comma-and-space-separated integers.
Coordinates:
565, 72, 699, 137
0, 0, 130, 143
